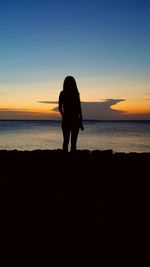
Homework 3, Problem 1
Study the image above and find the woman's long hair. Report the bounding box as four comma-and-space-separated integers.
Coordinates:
63, 76, 79, 96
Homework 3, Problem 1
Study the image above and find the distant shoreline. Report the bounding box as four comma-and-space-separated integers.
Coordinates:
0, 119, 150, 122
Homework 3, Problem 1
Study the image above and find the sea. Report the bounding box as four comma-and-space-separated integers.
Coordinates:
0, 120, 150, 153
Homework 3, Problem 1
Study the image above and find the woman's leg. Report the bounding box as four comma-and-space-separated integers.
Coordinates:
62, 125, 70, 152
70, 127, 79, 152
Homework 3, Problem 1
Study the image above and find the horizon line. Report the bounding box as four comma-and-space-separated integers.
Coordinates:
0, 119, 150, 122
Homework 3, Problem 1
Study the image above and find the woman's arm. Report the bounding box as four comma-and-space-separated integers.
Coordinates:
78, 95, 84, 130
58, 91, 64, 116
78, 95, 83, 120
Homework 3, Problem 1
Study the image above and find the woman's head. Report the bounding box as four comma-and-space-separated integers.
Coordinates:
63, 76, 79, 95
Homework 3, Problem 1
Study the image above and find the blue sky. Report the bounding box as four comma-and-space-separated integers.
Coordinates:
0, 0, 150, 119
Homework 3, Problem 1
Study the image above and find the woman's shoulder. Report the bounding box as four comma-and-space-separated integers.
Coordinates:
59, 90, 64, 98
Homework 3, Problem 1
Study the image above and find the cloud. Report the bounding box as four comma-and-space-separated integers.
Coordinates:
0, 108, 55, 120
1, 99, 150, 120
49, 98, 126, 120
39, 98, 150, 120
38, 101, 58, 104
123, 113, 150, 120
81, 99, 126, 120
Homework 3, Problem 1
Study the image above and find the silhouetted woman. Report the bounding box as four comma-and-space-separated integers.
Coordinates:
59, 76, 84, 152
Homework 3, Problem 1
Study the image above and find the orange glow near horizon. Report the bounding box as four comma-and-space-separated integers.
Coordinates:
0, 76, 150, 119
114, 99, 150, 115
0, 103, 60, 120
0, 98, 150, 119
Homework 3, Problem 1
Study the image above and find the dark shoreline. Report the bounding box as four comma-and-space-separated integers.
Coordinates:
1, 149, 150, 183
1, 149, 150, 227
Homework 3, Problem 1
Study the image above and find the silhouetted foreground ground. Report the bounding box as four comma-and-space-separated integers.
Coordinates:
1, 149, 150, 234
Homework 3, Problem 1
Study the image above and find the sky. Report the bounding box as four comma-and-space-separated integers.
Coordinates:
0, 0, 150, 120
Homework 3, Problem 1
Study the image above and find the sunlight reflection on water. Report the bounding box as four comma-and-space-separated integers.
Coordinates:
0, 120, 150, 152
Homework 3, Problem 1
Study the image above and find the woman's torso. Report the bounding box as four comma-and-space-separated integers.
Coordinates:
61, 91, 80, 118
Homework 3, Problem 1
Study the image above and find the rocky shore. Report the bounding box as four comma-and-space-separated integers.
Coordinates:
1, 149, 149, 182
1, 149, 149, 228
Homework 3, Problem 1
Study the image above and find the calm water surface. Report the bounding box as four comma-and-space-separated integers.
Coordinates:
0, 120, 150, 152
